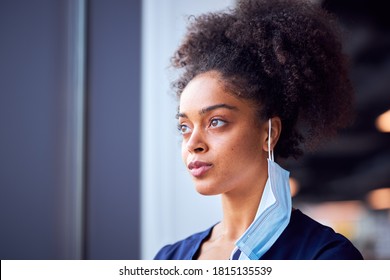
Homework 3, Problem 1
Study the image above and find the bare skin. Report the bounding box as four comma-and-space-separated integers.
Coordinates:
178, 71, 281, 259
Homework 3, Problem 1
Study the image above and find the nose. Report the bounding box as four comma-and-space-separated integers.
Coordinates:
185, 128, 208, 153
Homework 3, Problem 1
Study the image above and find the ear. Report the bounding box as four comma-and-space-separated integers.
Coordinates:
262, 117, 282, 153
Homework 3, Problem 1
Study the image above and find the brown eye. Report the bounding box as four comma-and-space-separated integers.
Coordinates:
210, 119, 226, 128
178, 124, 191, 135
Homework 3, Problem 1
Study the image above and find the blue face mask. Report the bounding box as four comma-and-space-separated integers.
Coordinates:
232, 119, 292, 260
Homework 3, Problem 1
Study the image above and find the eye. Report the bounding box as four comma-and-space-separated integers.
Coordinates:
210, 118, 226, 128
178, 124, 191, 135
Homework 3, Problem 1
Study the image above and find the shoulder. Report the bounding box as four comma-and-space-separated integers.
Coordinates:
262, 209, 363, 260
154, 226, 213, 260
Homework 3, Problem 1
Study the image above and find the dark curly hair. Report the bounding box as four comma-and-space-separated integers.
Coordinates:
172, 0, 354, 159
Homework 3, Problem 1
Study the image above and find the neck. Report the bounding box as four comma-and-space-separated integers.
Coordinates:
218, 176, 267, 241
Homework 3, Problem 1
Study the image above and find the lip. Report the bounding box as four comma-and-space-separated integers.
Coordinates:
188, 161, 213, 177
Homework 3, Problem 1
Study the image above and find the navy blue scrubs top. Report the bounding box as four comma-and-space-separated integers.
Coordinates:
154, 210, 363, 260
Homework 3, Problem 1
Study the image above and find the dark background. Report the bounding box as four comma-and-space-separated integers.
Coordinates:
0, 0, 141, 259
286, 0, 390, 204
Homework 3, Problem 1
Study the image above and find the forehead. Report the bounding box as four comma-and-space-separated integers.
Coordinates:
179, 72, 246, 112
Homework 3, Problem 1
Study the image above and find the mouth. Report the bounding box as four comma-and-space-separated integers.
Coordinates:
188, 161, 213, 177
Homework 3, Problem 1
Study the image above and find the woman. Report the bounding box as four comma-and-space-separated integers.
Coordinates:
154, 0, 363, 260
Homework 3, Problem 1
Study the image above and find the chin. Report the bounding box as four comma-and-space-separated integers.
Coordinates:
194, 182, 223, 196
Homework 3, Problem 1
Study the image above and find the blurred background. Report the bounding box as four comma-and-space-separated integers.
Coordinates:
0, 0, 389, 260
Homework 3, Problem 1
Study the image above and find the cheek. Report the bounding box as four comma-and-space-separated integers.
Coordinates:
233, 141, 262, 161
181, 141, 188, 163
220, 131, 263, 162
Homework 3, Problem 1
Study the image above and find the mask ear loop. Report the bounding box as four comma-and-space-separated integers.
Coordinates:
268, 119, 274, 162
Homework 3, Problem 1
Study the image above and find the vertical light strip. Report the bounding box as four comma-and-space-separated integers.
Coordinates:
63, 0, 87, 259
141, 0, 177, 260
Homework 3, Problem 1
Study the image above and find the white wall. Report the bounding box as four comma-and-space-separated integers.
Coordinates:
141, 0, 235, 260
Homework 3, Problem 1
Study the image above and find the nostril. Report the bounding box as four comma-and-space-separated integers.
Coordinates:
194, 147, 204, 153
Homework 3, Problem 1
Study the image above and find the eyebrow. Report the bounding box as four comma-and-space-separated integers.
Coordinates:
176, 103, 238, 119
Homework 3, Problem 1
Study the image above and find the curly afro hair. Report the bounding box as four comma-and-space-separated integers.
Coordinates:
171, 0, 354, 159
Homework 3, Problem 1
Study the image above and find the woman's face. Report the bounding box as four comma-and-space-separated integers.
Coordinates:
178, 71, 269, 196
